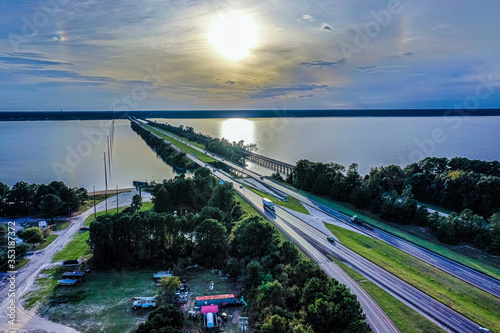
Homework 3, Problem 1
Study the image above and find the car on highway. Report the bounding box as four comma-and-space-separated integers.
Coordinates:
327, 236, 335, 243
239, 185, 243, 189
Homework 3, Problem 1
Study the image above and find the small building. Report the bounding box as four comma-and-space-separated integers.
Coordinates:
201, 305, 219, 314
195, 294, 237, 307
38, 221, 47, 230
62, 271, 85, 282
202, 305, 219, 332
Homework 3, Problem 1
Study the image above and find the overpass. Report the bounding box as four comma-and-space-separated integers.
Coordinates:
241, 150, 294, 174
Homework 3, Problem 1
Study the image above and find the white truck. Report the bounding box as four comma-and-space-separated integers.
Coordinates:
262, 198, 275, 211
132, 296, 157, 310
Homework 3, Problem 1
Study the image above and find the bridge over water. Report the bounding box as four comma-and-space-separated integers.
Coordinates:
241, 150, 294, 174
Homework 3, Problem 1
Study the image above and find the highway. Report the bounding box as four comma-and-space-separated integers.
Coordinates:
131, 119, 398, 333
159, 126, 500, 299
135, 120, 492, 333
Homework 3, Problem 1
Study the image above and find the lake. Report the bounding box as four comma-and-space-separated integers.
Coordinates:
152, 116, 500, 174
0, 116, 499, 189
0, 120, 178, 190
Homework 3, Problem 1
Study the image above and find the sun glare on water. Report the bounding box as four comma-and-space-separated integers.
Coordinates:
208, 11, 259, 61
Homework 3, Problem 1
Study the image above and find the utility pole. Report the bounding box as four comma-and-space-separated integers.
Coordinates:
116, 185, 119, 213
104, 152, 108, 214
93, 186, 96, 220
107, 136, 111, 175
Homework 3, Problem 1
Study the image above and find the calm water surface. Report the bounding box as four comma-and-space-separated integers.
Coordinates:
0, 117, 499, 189
0, 120, 178, 190
154, 116, 500, 175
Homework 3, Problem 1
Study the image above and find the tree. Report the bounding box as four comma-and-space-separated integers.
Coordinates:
0, 182, 11, 215
40, 194, 63, 222
18, 227, 44, 246
153, 187, 170, 213
159, 276, 181, 302
230, 215, 279, 262
135, 304, 184, 333
131, 194, 143, 212
193, 218, 227, 266
261, 315, 287, 333
10, 181, 35, 214
208, 182, 235, 214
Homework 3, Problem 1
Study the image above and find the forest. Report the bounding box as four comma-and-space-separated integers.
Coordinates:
131, 121, 198, 170
89, 168, 370, 333
281, 156, 500, 253
143, 120, 256, 165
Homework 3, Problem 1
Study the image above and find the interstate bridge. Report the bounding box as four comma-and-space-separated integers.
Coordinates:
241, 150, 294, 174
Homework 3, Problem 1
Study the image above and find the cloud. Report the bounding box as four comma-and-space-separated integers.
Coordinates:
250, 84, 328, 99
274, 27, 283, 32
300, 59, 347, 67
302, 14, 315, 22
314, 22, 334, 32
355, 65, 407, 73
225, 81, 236, 85
0, 55, 73, 67
402, 52, 416, 57
431, 24, 454, 30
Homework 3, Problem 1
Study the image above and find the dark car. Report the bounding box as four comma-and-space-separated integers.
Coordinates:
327, 236, 335, 243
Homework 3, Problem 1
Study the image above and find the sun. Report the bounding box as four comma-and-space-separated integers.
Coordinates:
208, 11, 259, 61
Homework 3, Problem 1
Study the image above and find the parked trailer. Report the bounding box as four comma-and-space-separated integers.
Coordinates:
262, 198, 275, 211
195, 294, 238, 307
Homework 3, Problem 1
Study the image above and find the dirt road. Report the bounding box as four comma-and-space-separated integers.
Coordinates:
0, 190, 151, 333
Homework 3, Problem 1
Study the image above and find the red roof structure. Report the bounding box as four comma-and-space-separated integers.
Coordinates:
196, 294, 235, 301
201, 305, 219, 314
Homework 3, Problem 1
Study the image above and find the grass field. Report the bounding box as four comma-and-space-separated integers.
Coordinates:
143, 125, 216, 163
52, 231, 92, 263
25, 267, 159, 333
327, 224, 500, 332
331, 257, 445, 333
35, 234, 58, 251
279, 183, 500, 279
243, 185, 309, 214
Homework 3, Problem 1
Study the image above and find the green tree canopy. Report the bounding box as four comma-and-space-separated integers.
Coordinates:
18, 227, 44, 245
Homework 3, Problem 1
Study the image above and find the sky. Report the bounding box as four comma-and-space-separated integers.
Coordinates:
1, 0, 500, 111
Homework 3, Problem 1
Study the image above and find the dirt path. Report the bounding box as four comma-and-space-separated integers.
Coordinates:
0, 190, 151, 332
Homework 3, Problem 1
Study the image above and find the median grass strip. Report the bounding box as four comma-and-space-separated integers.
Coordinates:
331, 257, 445, 333
243, 184, 309, 215
327, 224, 500, 332
279, 182, 500, 279
143, 124, 216, 163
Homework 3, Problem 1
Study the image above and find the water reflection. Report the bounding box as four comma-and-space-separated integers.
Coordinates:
220, 118, 255, 144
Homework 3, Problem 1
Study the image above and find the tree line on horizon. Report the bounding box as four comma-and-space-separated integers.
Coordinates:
0, 180, 88, 219
278, 156, 500, 253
